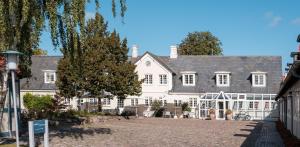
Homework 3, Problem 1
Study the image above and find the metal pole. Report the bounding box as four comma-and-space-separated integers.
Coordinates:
11, 71, 19, 147
28, 121, 34, 147
44, 120, 49, 147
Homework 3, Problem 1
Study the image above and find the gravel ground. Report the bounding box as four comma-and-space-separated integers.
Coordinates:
47, 118, 262, 147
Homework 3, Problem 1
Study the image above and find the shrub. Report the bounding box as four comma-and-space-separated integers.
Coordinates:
181, 102, 191, 112
225, 109, 232, 115
23, 93, 54, 119
151, 100, 165, 117
121, 109, 136, 118
209, 109, 215, 114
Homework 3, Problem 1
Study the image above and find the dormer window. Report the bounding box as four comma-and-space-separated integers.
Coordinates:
44, 70, 56, 83
181, 71, 196, 86
215, 71, 230, 87
251, 72, 266, 87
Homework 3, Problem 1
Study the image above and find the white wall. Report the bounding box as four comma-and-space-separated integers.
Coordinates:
135, 53, 173, 93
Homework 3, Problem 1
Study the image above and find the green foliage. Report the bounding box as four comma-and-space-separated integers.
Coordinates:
181, 102, 191, 112
32, 48, 47, 55
0, 0, 126, 78
151, 100, 162, 111
57, 12, 141, 112
23, 93, 53, 119
179, 31, 223, 56
151, 100, 164, 117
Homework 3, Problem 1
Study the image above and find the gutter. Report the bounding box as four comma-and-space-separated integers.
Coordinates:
276, 61, 300, 100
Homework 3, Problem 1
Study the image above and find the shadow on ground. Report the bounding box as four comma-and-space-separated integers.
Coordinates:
233, 121, 263, 147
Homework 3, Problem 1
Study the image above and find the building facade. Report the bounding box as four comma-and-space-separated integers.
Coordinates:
20, 46, 282, 120
276, 52, 300, 138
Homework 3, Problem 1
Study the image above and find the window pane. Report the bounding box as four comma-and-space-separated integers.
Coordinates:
185, 75, 189, 84
189, 75, 193, 84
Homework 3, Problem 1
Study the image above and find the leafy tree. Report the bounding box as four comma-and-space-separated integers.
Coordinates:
23, 93, 53, 119
0, 0, 127, 78
32, 48, 47, 55
178, 31, 223, 55
81, 13, 141, 112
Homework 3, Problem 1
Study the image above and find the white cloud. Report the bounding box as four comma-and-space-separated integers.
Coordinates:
264, 11, 282, 27
291, 17, 300, 25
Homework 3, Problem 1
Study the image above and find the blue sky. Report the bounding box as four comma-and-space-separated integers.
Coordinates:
39, 0, 300, 71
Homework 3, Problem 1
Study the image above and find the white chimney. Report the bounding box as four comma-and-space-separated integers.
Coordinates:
170, 45, 178, 58
132, 45, 138, 58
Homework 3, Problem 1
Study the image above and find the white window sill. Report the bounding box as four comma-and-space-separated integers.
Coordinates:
216, 85, 230, 87
183, 84, 195, 86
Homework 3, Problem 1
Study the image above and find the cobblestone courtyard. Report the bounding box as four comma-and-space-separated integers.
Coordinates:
48, 118, 283, 147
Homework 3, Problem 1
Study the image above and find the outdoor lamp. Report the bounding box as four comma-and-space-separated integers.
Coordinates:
2, 50, 22, 70
1, 50, 22, 147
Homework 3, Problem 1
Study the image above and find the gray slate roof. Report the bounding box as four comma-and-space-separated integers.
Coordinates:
21, 54, 282, 94
154, 55, 282, 94
20, 56, 61, 90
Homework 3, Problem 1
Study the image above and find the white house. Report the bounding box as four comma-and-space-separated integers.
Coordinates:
20, 45, 282, 120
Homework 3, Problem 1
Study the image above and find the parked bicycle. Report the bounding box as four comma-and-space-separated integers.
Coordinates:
234, 111, 251, 121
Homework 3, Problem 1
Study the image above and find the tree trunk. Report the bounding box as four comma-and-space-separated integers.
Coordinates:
98, 97, 102, 112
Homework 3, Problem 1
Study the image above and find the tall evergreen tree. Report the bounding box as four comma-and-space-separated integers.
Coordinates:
179, 31, 223, 56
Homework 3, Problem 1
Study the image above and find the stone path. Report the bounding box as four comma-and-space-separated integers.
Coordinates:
254, 121, 284, 147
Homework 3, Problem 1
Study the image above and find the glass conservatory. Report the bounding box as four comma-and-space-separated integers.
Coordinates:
197, 91, 278, 120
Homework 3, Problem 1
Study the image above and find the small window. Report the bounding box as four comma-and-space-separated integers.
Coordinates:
131, 99, 135, 106
159, 74, 167, 85
216, 74, 230, 86
189, 98, 193, 107
149, 97, 152, 106
44, 71, 56, 83
193, 98, 197, 107
264, 102, 269, 110
182, 74, 195, 86
135, 98, 138, 106
252, 73, 266, 87
174, 100, 178, 107
254, 102, 259, 110
103, 98, 110, 106
164, 100, 167, 106
117, 98, 124, 108
178, 100, 182, 106
249, 101, 253, 109
145, 99, 149, 106
144, 74, 153, 84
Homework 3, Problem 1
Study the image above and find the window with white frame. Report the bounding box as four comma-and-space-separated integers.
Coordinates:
189, 98, 197, 107
249, 101, 253, 109
182, 73, 195, 86
145, 99, 149, 106
131, 98, 138, 106
159, 74, 167, 85
174, 100, 178, 107
252, 72, 266, 87
103, 98, 110, 106
117, 98, 124, 108
44, 71, 56, 83
216, 73, 230, 86
144, 74, 153, 84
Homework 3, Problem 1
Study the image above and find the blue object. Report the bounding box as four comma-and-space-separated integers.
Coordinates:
33, 120, 45, 134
